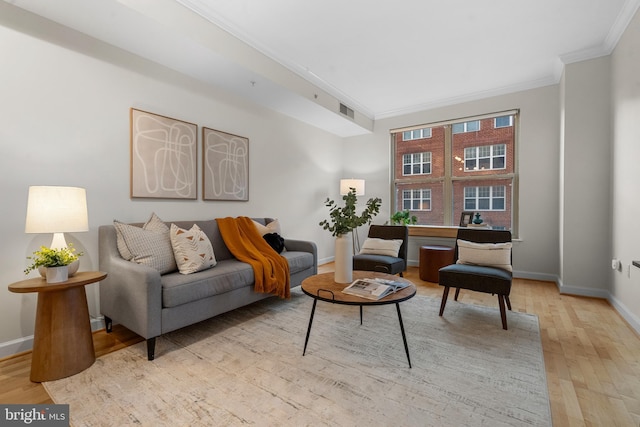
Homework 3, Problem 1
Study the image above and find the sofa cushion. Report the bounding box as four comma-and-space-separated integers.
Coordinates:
281, 250, 314, 274
113, 213, 177, 274
456, 239, 512, 272
170, 223, 217, 274
161, 259, 255, 308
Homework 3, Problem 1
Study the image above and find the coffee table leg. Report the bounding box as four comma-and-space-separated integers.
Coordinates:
303, 299, 318, 356
396, 303, 412, 368
360, 305, 363, 325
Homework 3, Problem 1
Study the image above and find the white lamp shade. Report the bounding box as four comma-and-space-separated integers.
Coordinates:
340, 179, 365, 196
25, 186, 89, 234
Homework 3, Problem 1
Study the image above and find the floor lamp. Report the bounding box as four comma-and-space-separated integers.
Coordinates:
339, 179, 365, 254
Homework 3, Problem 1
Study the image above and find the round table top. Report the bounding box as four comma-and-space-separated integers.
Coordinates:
8, 271, 107, 294
301, 271, 416, 306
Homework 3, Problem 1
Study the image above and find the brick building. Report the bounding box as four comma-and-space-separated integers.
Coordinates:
393, 115, 515, 229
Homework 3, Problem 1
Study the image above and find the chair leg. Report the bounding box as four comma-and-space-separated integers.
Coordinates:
439, 286, 450, 316
505, 295, 512, 311
498, 295, 508, 330
454, 288, 460, 301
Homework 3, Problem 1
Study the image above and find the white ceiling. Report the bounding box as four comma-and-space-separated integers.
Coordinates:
5, 0, 640, 136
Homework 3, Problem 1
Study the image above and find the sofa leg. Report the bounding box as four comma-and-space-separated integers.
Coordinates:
147, 338, 156, 361
498, 295, 508, 330
439, 286, 450, 316
104, 316, 113, 333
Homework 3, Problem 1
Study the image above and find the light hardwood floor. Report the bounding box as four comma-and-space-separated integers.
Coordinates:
1, 265, 639, 426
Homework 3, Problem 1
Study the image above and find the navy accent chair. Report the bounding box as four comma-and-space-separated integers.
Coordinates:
353, 225, 408, 277
438, 228, 513, 329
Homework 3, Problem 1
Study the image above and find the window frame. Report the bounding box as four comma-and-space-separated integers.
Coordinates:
464, 144, 506, 171
390, 110, 519, 235
402, 188, 432, 211
402, 127, 432, 141
402, 152, 432, 176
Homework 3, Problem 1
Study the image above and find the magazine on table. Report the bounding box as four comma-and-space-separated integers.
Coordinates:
342, 278, 410, 300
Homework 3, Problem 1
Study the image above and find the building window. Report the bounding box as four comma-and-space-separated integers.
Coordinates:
452, 120, 480, 134
402, 127, 432, 141
464, 186, 506, 210
403, 189, 431, 211
464, 144, 506, 171
494, 115, 513, 128
403, 152, 431, 175
392, 112, 517, 232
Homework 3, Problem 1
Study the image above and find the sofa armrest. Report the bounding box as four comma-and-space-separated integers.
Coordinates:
99, 225, 162, 339
284, 239, 318, 272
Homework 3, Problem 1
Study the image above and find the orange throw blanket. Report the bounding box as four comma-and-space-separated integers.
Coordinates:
216, 216, 290, 299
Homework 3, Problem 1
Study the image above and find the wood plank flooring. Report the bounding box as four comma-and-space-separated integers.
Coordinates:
1, 265, 638, 426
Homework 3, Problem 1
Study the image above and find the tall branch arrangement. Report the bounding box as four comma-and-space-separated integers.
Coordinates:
319, 188, 382, 237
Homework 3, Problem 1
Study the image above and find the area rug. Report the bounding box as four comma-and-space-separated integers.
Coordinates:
44, 288, 551, 426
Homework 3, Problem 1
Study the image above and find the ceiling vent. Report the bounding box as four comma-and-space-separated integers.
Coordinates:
339, 103, 355, 119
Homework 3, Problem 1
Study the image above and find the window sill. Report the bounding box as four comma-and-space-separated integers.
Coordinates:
407, 225, 459, 238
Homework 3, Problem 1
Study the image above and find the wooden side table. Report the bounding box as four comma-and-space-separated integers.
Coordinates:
9, 271, 107, 382
419, 245, 455, 282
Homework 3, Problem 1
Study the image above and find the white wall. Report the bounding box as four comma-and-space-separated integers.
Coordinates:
344, 86, 561, 281
610, 8, 640, 329
559, 57, 612, 297
0, 7, 345, 355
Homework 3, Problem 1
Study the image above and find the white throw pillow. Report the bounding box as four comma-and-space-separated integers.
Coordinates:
170, 223, 217, 274
359, 238, 403, 257
252, 219, 282, 236
456, 239, 512, 272
113, 213, 177, 274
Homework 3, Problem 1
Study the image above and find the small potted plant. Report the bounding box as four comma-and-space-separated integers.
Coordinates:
390, 210, 418, 226
25, 244, 83, 283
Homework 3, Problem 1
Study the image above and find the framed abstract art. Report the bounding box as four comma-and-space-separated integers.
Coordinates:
202, 127, 249, 201
130, 108, 197, 199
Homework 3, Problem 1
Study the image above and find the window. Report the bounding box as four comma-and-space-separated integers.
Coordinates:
494, 115, 513, 128
464, 144, 506, 171
392, 112, 517, 231
464, 186, 506, 210
402, 127, 432, 141
403, 189, 431, 211
403, 152, 431, 175
452, 120, 480, 134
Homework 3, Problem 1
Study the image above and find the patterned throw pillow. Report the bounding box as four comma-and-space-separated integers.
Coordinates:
170, 223, 217, 274
456, 239, 512, 272
113, 213, 177, 274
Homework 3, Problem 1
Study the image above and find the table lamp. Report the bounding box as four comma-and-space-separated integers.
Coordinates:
25, 186, 89, 275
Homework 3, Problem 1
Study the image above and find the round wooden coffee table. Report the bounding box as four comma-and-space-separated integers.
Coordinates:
301, 271, 416, 368
9, 271, 107, 382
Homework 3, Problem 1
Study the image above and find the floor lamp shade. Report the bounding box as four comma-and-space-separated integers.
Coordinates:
340, 179, 365, 196
25, 186, 89, 249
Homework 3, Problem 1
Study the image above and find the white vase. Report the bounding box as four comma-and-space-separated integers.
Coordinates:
334, 234, 353, 284
46, 266, 69, 283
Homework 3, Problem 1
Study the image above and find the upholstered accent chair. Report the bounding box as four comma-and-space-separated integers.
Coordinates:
438, 228, 513, 329
353, 225, 408, 277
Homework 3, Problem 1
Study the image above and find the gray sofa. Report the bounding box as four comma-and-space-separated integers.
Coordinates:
98, 218, 317, 360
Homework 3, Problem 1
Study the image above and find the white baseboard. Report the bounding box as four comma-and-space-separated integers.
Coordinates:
0, 317, 105, 360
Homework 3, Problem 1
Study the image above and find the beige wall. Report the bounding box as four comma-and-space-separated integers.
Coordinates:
610, 7, 640, 329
